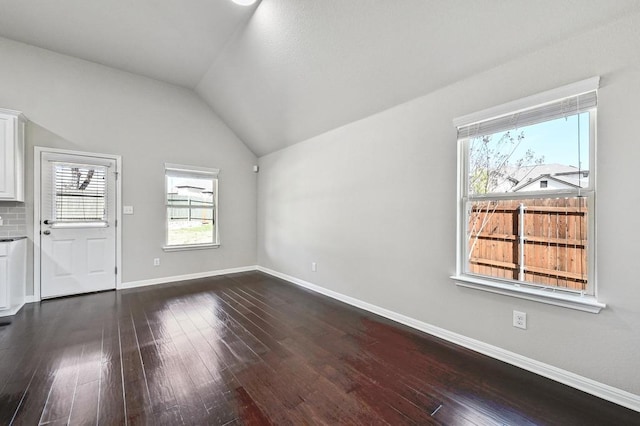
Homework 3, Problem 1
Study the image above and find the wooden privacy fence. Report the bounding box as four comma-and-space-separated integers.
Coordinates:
467, 197, 587, 291
168, 196, 214, 222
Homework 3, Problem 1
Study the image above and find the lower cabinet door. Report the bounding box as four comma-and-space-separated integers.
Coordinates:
0, 256, 8, 309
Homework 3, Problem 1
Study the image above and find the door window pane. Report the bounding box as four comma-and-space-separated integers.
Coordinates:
53, 163, 108, 223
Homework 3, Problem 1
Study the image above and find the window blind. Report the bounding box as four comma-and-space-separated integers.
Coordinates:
53, 163, 108, 222
165, 163, 219, 179
457, 91, 597, 140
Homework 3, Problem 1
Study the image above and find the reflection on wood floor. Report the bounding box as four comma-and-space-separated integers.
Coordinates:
0, 271, 638, 425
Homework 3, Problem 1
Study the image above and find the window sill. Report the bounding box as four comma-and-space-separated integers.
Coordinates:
162, 243, 220, 252
450, 275, 605, 313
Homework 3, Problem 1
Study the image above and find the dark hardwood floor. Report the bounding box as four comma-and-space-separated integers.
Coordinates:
0, 271, 638, 425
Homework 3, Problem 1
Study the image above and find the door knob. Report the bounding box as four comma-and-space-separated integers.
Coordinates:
43, 220, 52, 225
42, 230, 51, 235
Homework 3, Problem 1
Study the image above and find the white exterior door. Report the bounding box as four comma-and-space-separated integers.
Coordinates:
40, 152, 117, 299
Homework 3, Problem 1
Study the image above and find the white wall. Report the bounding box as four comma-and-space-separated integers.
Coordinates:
0, 37, 258, 294
257, 13, 640, 395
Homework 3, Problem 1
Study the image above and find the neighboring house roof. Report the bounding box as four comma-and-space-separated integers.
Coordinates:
551, 174, 589, 188
508, 163, 580, 183
512, 174, 583, 192
175, 185, 205, 190
492, 163, 588, 192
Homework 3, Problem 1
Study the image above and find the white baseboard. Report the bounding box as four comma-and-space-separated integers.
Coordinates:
0, 302, 25, 317
256, 266, 640, 413
21, 266, 258, 303
120, 265, 257, 290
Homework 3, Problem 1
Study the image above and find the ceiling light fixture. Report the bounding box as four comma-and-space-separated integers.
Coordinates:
232, 0, 257, 5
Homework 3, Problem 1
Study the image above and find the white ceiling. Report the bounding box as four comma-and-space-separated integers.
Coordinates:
1, 0, 639, 156
0, 0, 257, 87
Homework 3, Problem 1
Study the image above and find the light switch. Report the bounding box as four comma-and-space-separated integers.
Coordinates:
123, 206, 134, 215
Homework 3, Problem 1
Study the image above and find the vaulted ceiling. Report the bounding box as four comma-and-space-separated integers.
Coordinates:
1, 0, 639, 156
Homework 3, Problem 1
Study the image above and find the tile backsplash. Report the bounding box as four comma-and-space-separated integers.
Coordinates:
0, 201, 27, 237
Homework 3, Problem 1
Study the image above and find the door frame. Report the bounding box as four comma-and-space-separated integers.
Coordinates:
33, 147, 122, 302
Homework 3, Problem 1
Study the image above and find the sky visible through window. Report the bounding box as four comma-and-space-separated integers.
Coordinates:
494, 111, 590, 169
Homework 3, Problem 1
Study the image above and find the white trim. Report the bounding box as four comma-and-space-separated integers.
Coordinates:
256, 266, 640, 413
0, 107, 26, 121
0, 302, 25, 317
162, 243, 220, 252
120, 265, 256, 290
453, 76, 600, 128
24, 295, 37, 304
466, 187, 585, 201
451, 275, 605, 313
164, 162, 219, 177
33, 147, 123, 301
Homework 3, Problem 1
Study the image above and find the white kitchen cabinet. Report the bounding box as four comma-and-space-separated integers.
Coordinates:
0, 108, 26, 201
0, 238, 26, 317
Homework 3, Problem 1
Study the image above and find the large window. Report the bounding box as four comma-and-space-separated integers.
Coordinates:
164, 163, 219, 250
452, 78, 603, 312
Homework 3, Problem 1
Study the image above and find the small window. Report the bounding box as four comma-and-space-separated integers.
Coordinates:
452, 78, 601, 311
52, 163, 108, 224
164, 163, 219, 250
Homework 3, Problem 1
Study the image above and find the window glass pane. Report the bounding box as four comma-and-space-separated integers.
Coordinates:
467, 112, 590, 195
166, 174, 215, 246
53, 163, 107, 223
466, 196, 588, 292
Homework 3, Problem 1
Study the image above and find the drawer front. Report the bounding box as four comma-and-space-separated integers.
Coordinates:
0, 243, 8, 257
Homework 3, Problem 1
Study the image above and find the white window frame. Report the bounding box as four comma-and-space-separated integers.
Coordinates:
163, 163, 220, 252
451, 77, 605, 313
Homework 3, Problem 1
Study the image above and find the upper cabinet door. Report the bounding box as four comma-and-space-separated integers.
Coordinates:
0, 109, 25, 201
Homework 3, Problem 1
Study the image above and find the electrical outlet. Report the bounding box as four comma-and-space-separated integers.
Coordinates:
513, 310, 527, 329
153, 258, 160, 266
123, 205, 134, 215
311, 262, 317, 272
